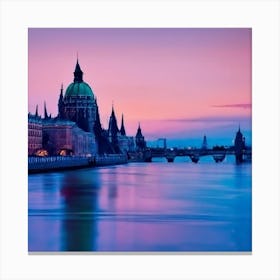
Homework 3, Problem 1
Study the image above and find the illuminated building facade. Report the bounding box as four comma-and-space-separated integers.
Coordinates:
28, 59, 145, 157
28, 111, 42, 155
42, 119, 97, 156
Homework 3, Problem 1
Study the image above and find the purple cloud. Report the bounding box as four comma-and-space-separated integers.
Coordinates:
212, 103, 251, 109
162, 115, 251, 123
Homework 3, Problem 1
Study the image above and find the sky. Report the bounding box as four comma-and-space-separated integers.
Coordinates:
28, 28, 251, 147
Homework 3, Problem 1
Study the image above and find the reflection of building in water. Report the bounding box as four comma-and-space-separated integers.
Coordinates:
59, 171, 100, 251
28, 59, 145, 157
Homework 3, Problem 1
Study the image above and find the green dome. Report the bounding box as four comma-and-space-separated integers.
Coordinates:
65, 82, 94, 98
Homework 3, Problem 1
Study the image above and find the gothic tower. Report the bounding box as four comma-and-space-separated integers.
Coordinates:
108, 106, 120, 153
120, 114, 126, 136
58, 84, 64, 119
234, 126, 245, 164
135, 123, 146, 150
201, 135, 208, 150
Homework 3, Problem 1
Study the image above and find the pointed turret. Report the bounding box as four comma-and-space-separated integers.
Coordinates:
135, 123, 146, 150
73, 59, 83, 83
108, 105, 119, 135
236, 125, 242, 139
58, 84, 64, 104
111, 105, 115, 117
108, 105, 120, 153
234, 125, 245, 164
44, 101, 49, 119
35, 105, 38, 117
136, 123, 143, 138
120, 114, 126, 136
58, 84, 64, 119
60, 83, 63, 97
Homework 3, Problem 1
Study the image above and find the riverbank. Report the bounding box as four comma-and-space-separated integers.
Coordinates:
28, 154, 128, 174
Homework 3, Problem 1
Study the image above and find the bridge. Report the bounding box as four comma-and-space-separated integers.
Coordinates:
143, 147, 252, 163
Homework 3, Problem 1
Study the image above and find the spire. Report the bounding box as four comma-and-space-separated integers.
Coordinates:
136, 122, 143, 137
73, 58, 83, 83
237, 124, 242, 136
111, 103, 115, 116
59, 84, 64, 101
108, 105, 119, 134
107, 104, 120, 153
135, 123, 146, 150
58, 84, 64, 119
44, 101, 49, 119
35, 105, 38, 117
120, 114, 126, 136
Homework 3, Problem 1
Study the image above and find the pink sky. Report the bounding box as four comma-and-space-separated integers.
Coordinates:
28, 28, 251, 147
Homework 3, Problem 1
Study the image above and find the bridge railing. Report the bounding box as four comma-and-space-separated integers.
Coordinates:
28, 155, 88, 164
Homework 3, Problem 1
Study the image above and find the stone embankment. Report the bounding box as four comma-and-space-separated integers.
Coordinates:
28, 154, 128, 174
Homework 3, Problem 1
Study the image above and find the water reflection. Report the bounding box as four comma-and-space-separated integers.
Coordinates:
29, 159, 252, 252
230, 164, 252, 251
60, 169, 101, 251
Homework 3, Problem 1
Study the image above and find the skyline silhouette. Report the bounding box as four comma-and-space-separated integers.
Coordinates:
28, 28, 252, 147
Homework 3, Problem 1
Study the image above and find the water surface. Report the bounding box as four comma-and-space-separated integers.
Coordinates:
28, 156, 252, 252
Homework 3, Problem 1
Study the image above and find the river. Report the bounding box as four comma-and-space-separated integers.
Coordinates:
28, 156, 252, 252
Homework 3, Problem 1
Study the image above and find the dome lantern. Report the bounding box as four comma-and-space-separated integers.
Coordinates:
74, 59, 83, 83
64, 59, 95, 99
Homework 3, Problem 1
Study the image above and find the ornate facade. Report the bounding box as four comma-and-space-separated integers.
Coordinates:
58, 60, 97, 133
28, 111, 42, 155
28, 59, 146, 157
42, 119, 97, 156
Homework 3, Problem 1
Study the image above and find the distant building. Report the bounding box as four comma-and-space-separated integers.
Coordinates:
118, 136, 135, 154
28, 110, 42, 156
107, 107, 137, 154
42, 119, 97, 156
135, 123, 146, 151
234, 126, 245, 163
201, 135, 208, 150
118, 114, 134, 153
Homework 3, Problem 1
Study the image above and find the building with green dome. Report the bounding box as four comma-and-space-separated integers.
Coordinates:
57, 59, 129, 155
28, 59, 140, 157
58, 60, 97, 133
